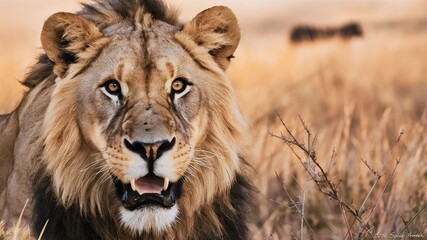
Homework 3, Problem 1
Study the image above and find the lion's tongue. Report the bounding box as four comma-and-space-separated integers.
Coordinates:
135, 175, 163, 195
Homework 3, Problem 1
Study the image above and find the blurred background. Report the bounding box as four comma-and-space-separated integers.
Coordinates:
1, 0, 426, 239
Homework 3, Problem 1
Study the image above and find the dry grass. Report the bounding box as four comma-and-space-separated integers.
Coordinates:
0, 201, 31, 240
1, 1, 427, 239
241, 30, 427, 239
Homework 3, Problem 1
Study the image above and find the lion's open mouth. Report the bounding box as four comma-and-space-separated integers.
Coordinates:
112, 173, 181, 210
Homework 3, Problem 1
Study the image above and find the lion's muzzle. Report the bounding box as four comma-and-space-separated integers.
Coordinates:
112, 137, 181, 209
124, 137, 176, 168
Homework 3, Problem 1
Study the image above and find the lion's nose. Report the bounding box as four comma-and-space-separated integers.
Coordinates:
124, 138, 176, 161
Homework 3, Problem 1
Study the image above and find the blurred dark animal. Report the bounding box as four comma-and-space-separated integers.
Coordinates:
290, 22, 363, 43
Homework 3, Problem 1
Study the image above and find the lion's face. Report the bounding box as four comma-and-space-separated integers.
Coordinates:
77, 30, 208, 230
40, 5, 244, 233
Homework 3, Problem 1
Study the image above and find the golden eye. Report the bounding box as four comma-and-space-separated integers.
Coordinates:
103, 80, 121, 95
170, 78, 192, 100
172, 79, 185, 93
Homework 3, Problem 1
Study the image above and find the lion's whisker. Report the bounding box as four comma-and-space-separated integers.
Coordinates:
80, 158, 108, 172
191, 157, 214, 170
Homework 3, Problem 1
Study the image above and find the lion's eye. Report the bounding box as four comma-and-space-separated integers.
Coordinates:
171, 78, 188, 94
103, 80, 121, 96
170, 78, 192, 100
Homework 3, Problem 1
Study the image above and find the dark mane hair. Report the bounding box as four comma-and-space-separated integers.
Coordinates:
80, 0, 179, 30
22, 0, 178, 88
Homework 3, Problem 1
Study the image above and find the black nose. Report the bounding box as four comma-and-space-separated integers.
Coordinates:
124, 138, 176, 161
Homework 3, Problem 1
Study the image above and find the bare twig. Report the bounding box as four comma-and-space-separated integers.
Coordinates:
298, 114, 311, 150
358, 130, 404, 217
398, 202, 427, 235
272, 114, 367, 237
345, 131, 405, 239
272, 115, 410, 239
327, 147, 336, 174
360, 158, 378, 177
368, 157, 401, 218
355, 157, 402, 239
340, 203, 353, 239
275, 172, 319, 240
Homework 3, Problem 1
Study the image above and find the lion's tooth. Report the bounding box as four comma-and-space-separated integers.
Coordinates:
136, 189, 145, 195
130, 179, 136, 192
163, 178, 170, 191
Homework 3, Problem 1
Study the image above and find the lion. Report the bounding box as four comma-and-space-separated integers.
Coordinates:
0, 0, 253, 239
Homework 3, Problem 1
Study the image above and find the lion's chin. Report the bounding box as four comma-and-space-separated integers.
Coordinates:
120, 205, 179, 232
112, 171, 184, 232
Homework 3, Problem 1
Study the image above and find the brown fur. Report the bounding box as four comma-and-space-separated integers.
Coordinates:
0, 1, 252, 239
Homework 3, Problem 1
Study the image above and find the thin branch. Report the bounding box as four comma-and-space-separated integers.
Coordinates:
354, 157, 402, 239
340, 202, 353, 239
378, 129, 404, 176
398, 202, 427, 236
365, 158, 401, 221
358, 130, 404, 217
327, 147, 336, 174
360, 158, 379, 177
272, 114, 363, 226
275, 172, 319, 240
298, 114, 311, 150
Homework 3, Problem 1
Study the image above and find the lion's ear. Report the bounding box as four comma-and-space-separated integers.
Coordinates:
41, 12, 102, 78
183, 6, 241, 70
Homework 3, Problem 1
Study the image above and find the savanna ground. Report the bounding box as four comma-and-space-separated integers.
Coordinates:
1, 0, 427, 239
